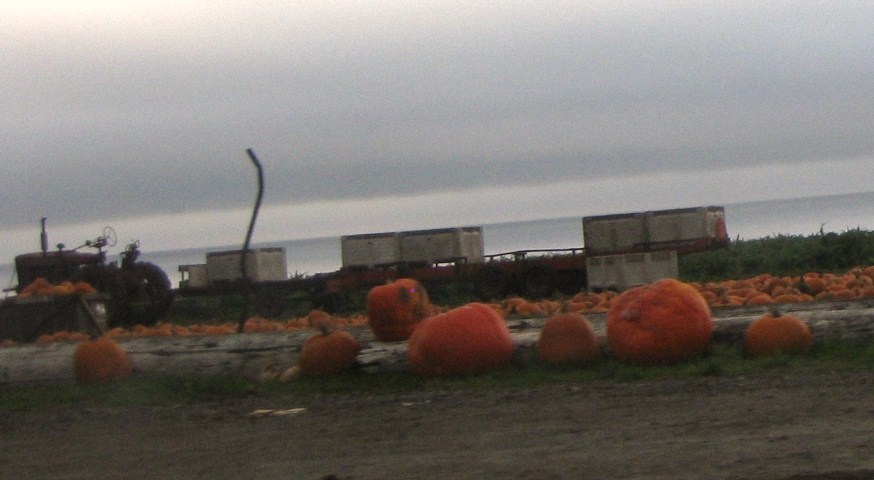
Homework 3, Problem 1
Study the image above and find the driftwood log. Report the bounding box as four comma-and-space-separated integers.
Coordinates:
2, 299, 874, 386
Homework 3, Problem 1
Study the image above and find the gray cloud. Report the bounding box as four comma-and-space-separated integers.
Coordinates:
2, 2, 873, 231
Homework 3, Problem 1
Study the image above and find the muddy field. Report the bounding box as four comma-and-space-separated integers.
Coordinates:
2, 371, 873, 480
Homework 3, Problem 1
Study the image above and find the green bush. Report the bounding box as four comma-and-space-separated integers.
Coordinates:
680, 228, 874, 283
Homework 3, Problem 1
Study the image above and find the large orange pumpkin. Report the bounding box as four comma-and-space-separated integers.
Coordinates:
606, 279, 713, 365
537, 312, 598, 365
744, 311, 813, 358
366, 278, 431, 341
72, 336, 133, 385
407, 303, 515, 376
298, 326, 361, 377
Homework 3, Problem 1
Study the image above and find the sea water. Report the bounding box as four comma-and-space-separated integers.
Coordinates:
4, 191, 874, 289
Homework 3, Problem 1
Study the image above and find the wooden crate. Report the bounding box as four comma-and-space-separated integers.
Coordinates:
0, 294, 108, 343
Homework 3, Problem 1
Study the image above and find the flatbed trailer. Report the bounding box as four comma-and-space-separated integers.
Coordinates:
174, 247, 588, 315
320, 246, 588, 304
174, 205, 729, 316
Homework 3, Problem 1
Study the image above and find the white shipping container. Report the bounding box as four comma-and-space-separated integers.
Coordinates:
586, 250, 679, 291
399, 227, 484, 265
583, 206, 727, 255
582, 215, 646, 254
205, 247, 287, 283
341, 232, 401, 268
647, 208, 723, 243
178, 264, 208, 289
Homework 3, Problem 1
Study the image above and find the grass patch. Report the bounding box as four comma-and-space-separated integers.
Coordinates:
3, 341, 874, 413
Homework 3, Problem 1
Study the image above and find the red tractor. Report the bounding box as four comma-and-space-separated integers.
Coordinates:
12, 219, 173, 328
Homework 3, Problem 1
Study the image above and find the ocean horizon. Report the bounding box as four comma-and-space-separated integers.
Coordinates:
3, 191, 874, 290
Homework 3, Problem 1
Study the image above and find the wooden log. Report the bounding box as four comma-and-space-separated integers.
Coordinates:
2, 299, 874, 385
0, 331, 313, 386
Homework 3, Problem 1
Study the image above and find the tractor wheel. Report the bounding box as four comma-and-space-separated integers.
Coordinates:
122, 262, 174, 327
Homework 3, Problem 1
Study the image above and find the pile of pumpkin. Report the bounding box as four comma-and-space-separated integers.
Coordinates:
497, 266, 874, 319
98, 310, 369, 340
691, 266, 874, 306
0, 278, 101, 347
0, 309, 369, 347
16, 277, 97, 299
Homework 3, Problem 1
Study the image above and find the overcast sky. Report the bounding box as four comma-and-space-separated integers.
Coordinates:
2, 1, 873, 259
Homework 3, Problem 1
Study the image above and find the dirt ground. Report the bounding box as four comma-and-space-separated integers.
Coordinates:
1, 371, 873, 480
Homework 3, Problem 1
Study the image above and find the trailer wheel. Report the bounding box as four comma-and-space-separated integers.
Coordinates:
473, 266, 509, 301
522, 265, 555, 299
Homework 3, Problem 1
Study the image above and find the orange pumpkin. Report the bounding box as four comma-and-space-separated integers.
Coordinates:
773, 292, 806, 304
72, 336, 133, 385
407, 303, 515, 376
298, 326, 361, 377
537, 312, 598, 365
513, 300, 546, 317
829, 288, 857, 301
606, 278, 713, 365
366, 278, 431, 341
762, 276, 790, 295
744, 311, 813, 358
745, 293, 775, 305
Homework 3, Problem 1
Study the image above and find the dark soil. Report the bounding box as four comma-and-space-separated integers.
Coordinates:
2, 371, 874, 479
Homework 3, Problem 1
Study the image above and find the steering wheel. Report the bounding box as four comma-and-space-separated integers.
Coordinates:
102, 226, 118, 248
